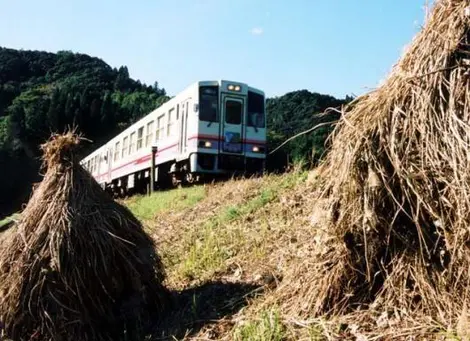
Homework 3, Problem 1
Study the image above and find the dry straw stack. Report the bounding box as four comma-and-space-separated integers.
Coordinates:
0, 132, 168, 341
273, 0, 470, 338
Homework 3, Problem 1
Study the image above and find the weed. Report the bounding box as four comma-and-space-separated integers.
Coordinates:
126, 186, 206, 221
233, 309, 286, 341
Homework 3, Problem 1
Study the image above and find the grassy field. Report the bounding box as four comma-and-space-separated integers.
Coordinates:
122, 169, 326, 340
0, 169, 455, 340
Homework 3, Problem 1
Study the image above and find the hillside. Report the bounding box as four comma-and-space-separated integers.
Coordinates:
1, 166, 464, 340
0, 168, 319, 339
266, 90, 351, 171
0, 47, 169, 217
114, 169, 321, 340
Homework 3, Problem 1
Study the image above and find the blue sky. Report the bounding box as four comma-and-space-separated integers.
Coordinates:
0, 0, 431, 99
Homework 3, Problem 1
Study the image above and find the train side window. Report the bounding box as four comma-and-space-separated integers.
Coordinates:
122, 136, 129, 158
167, 109, 174, 136
145, 121, 154, 147
114, 141, 121, 161
156, 114, 165, 141
129, 132, 136, 154
137, 127, 143, 149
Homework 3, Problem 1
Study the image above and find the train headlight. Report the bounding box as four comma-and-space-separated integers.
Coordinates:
228, 84, 241, 92
199, 140, 212, 148
252, 146, 260, 152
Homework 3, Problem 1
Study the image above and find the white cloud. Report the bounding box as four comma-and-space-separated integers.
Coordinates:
251, 27, 264, 36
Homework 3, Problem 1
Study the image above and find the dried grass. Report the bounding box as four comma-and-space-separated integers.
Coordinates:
0, 131, 168, 341
269, 0, 470, 338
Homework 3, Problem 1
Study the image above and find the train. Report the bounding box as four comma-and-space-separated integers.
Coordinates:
80, 79, 267, 196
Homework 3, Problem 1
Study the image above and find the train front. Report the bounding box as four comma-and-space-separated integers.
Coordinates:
192, 80, 266, 175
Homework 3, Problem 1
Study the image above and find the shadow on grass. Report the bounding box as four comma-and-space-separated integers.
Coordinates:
148, 280, 263, 340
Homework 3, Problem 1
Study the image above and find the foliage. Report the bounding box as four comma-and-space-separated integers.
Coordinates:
0, 47, 169, 217
266, 90, 353, 171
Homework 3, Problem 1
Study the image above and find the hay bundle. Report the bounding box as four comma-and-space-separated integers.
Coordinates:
275, 0, 470, 337
0, 132, 168, 341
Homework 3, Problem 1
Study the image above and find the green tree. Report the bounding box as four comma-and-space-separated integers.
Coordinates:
47, 88, 60, 131
266, 90, 351, 171
100, 91, 114, 127
0, 46, 169, 218
114, 66, 130, 91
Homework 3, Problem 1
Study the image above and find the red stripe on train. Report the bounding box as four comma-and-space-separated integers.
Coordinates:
96, 143, 178, 179
188, 134, 266, 145
94, 135, 265, 180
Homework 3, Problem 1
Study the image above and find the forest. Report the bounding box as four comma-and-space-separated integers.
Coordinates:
0, 46, 350, 217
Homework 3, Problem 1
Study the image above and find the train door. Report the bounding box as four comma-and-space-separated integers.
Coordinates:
220, 94, 244, 155
106, 148, 112, 183
179, 102, 189, 155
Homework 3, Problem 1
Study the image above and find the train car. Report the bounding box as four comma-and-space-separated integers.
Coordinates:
80, 79, 266, 196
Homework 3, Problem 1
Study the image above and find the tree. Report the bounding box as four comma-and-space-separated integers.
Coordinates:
114, 66, 130, 91
0, 46, 169, 218
47, 88, 60, 131
100, 91, 114, 127
64, 93, 74, 124
266, 90, 349, 170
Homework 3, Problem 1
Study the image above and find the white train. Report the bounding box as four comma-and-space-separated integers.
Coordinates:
80, 80, 266, 195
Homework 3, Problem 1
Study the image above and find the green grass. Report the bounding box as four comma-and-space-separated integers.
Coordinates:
233, 309, 286, 341
125, 185, 206, 221
177, 170, 308, 281
0, 213, 20, 229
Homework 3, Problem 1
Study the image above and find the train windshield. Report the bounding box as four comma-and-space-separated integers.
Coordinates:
199, 86, 219, 122
247, 91, 265, 128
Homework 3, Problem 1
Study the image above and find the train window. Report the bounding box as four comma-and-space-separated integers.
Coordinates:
137, 127, 143, 149
114, 141, 121, 161
167, 109, 174, 136
129, 132, 136, 154
199, 86, 218, 122
122, 136, 129, 158
146, 121, 154, 147
156, 115, 165, 141
247, 91, 265, 128
225, 100, 242, 125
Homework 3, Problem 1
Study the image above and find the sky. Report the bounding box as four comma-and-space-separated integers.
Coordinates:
0, 0, 433, 99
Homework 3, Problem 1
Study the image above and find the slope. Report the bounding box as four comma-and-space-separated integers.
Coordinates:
122, 168, 327, 340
